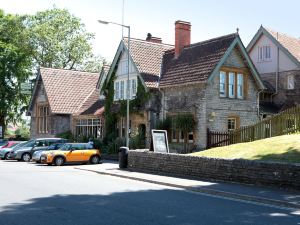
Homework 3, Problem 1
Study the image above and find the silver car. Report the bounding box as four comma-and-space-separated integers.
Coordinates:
0, 142, 26, 160
10, 138, 67, 162
32, 143, 65, 163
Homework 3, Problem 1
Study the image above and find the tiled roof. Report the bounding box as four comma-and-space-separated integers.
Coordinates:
123, 38, 173, 88
160, 33, 237, 87
265, 27, 300, 63
75, 89, 103, 116
40, 67, 99, 114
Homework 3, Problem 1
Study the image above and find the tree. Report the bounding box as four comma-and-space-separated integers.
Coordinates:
0, 10, 33, 137
25, 7, 103, 71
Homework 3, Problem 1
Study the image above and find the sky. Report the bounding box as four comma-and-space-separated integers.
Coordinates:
1, 0, 300, 63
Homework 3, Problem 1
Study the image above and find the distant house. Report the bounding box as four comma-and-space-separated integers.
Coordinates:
247, 26, 300, 115
159, 21, 265, 150
28, 67, 104, 139
101, 34, 173, 145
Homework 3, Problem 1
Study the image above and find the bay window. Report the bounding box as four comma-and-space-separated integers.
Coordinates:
220, 70, 245, 99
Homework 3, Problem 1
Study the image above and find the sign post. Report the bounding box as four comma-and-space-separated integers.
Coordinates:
150, 130, 169, 153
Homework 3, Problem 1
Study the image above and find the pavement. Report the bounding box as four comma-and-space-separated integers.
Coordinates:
75, 160, 300, 210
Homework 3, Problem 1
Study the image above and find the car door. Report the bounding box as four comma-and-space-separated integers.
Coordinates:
65, 144, 83, 162
80, 144, 91, 161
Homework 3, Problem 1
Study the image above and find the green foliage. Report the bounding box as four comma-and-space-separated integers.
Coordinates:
103, 69, 118, 142
15, 121, 30, 140
56, 130, 75, 141
156, 116, 172, 130
25, 7, 104, 72
129, 132, 146, 149
0, 10, 33, 131
174, 113, 196, 132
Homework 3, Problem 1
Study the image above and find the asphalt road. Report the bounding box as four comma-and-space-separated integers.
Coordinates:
0, 160, 299, 225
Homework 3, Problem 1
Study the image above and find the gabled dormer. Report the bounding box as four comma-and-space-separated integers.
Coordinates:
103, 35, 174, 102
247, 26, 300, 74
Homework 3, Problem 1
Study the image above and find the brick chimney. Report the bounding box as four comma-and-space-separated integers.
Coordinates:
175, 20, 191, 58
146, 33, 162, 43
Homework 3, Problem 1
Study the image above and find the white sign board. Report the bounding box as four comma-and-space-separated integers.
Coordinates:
151, 130, 169, 153
0, 126, 3, 138
20, 83, 32, 95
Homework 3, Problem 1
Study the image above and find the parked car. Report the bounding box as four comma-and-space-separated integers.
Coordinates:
32, 143, 65, 163
0, 139, 8, 147
0, 142, 26, 160
10, 138, 67, 162
1, 141, 19, 149
41, 143, 101, 166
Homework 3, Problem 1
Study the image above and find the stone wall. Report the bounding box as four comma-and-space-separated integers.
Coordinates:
206, 69, 260, 131
128, 150, 300, 189
261, 70, 300, 107
161, 83, 207, 149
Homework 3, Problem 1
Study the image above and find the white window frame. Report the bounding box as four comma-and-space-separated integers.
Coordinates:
228, 118, 237, 131
120, 81, 124, 100
219, 71, 226, 97
115, 82, 120, 100
188, 131, 194, 144
237, 73, 244, 99
287, 75, 295, 90
131, 79, 137, 98
179, 130, 185, 143
228, 72, 235, 98
258, 45, 271, 62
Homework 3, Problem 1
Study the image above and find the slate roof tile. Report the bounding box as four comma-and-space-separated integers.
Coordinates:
160, 33, 237, 87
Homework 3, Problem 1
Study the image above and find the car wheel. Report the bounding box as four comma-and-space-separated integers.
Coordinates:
90, 155, 100, 164
54, 157, 64, 166
4, 153, 9, 160
22, 153, 31, 162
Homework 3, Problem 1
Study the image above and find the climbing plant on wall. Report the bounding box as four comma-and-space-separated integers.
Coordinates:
102, 72, 151, 143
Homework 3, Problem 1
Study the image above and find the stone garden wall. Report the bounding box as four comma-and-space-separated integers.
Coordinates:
128, 150, 300, 189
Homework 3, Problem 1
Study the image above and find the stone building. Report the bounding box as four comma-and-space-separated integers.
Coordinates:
247, 26, 300, 115
100, 34, 173, 145
28, 67, 104, 139
159, 21, 265, 150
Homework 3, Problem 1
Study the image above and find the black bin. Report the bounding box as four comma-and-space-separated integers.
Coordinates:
119, 147, 129, 168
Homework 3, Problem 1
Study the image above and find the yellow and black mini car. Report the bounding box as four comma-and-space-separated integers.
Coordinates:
41, 143, 101, 166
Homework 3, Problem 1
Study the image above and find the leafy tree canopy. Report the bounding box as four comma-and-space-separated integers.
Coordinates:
0, 9, 33, 131
25, 7, 104, 71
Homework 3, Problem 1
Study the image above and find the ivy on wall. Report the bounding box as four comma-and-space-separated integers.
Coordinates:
102, 70, 150, 142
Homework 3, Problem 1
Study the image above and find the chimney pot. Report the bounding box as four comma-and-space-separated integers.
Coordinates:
175, 20, 191, 58
146, 33, 162, 43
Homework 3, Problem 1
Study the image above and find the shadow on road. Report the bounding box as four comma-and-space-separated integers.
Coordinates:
0, 190, 299, 225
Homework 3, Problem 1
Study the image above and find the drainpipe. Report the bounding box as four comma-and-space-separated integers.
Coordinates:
257, 89, 264, 119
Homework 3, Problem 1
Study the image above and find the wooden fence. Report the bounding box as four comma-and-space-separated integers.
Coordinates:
207, 105, 300, 149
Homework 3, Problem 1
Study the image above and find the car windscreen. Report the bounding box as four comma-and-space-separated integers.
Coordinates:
60, 144, 72, 151
11, 142, 26, 149
23, 140, 36, 147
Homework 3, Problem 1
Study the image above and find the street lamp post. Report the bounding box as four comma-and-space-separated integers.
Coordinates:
98, 20, 130, 148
